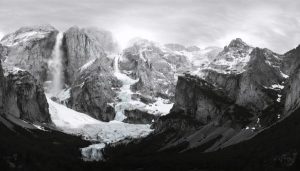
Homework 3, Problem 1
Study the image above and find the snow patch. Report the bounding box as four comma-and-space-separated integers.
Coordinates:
271, 84, 284, 90
277, 94, 282, 102
80, 59, 97, 72
32, 124, 47, 131
280, 71, 289, 79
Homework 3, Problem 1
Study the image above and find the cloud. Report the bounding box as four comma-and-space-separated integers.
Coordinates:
0, 0, 299, 53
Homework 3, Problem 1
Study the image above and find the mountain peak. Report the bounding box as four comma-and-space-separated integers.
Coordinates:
228, 38, 248, 48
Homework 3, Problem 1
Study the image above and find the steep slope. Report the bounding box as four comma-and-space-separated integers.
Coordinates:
102, 105, 300, 171
0, 114, 92, 171
0, 61, 51, 124
60, 27, 121, 121
67, 58, 121, 121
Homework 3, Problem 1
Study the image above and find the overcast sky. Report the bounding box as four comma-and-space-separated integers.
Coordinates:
0, 0, 299, 53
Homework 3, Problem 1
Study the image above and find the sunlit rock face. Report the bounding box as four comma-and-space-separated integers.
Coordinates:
63, 26, 117, 85
0, 25, 58, 83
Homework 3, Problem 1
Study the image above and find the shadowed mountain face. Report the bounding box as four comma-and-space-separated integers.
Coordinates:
101, 107, 300, 171
0, 114, 94, 171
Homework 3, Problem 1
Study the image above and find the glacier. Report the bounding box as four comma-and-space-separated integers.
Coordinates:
47, 95, 152, 161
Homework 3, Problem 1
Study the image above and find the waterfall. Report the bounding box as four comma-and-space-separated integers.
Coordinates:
114, 54, 121, 73
48, 32, 64, 96
113, 55, 139, 121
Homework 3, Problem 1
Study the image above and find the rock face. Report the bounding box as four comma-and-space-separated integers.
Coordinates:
0, 60, 5, 114
63, 27, 120, 121
172, 74, 230, 124
284, 46, 300, 114
123, 109, 158, 124
63, 26, 117, 84
203, 40, 285, 115
0, 44, 8, 60
0, 62, 51, 123
235, 48, 284, 112
0, 25, 58, 82
281, 45, 300, 75
119, 39, 190, 99
67, 58, 121, 121
150, 73, 254, 152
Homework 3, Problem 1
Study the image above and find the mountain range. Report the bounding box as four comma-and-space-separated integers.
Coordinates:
1, 25, 300, 170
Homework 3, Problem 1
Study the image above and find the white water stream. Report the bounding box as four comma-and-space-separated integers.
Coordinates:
113, 55, 139, 121
47, 32, 64, 96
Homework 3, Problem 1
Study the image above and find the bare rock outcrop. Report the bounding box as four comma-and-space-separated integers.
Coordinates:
0, 25, 58, 82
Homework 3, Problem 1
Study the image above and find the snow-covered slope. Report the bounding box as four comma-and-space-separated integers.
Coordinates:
47, 95, 152, 161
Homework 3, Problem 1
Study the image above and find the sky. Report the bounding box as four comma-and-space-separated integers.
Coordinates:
0, 0, 299, 53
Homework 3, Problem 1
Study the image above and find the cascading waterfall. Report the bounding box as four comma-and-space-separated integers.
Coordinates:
113, 55, 139, 121
48, 32, 64, 96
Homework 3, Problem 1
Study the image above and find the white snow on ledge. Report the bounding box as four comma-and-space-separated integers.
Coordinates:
79, 59, 97, 72
263, 84, 285, 90
280, 71, 289, 79
47, 96, 153, 161
271, 84, 284, 90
